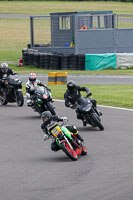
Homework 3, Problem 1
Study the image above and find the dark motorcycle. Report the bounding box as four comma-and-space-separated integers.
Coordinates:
46, 121, 87, 161
0, 74, 24, 106
31, 86, 56, 115
76, 94, 104, 131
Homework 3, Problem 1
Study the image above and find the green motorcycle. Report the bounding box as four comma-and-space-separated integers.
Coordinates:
50, 124, 87, 161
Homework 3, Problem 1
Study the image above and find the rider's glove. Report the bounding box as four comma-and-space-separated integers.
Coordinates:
87, 92, 92, 97
70, 104, 77, 109
43, 134, 49, 141
61, 117, 68, 124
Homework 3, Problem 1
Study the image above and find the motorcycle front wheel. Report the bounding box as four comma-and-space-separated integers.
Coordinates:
61, 141, 78, 161
16, 91, 24, 107
0, 91, 8, 105
46, 102, 56, 115
91, 113, 104, 131
0, 97, 8, 105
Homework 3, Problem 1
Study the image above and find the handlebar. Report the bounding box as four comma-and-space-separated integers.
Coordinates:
86, 92, 92, 98
70, 104, 77, 110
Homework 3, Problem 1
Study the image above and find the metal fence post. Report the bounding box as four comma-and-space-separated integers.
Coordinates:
75, 15, 79, 55
30, 16, 34, 48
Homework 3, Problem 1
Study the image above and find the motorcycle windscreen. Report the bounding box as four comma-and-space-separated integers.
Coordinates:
78, 99, 92, 112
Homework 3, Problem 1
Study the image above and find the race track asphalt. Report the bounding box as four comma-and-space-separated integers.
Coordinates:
0, 100, 133, 200
20, 74, 133, 85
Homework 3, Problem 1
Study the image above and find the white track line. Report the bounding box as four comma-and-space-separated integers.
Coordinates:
53, 99, 133, 112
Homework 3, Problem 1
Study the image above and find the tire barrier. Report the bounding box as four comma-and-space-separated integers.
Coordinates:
40, 53, 46, 69
69, 54, 78, 70
22, 49, 85, 70
56, 72, 67, 85
50, 54, 60, 70
60, 54, 70, 70
45, 53, 51, 70
77, 54, 85, 70
34, 52, 40, 68
28, 51, 35, 66
22, 51, 29, 66
48, 72, 67, 85
48, 72, 57, 85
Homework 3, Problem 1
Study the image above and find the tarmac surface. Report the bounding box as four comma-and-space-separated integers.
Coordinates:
0, 100, 133, 200
19, 74, 133, 85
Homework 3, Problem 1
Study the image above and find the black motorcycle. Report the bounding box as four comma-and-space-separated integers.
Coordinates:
31, 86, 56, 115
76, 94, 104, 131
0, 74, 24, 106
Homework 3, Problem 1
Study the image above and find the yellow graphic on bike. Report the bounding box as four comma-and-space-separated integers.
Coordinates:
51, 125, 61, 137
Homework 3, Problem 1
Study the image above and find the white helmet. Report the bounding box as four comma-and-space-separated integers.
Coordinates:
28, 73, 37, 83
1, 62, 8, 73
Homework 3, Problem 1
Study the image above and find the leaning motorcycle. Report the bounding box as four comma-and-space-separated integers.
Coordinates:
0, 74, 24, 106
31, 86, 56, 115
47, 121, 87, 161
76, 94, 104, 131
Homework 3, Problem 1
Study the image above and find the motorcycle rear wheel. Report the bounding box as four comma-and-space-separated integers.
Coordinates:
61, 141, 78, 161
91, 113, 104, 131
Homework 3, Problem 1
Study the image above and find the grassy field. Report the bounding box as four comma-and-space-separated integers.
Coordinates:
1, 1, 133, 15
1, 1, 133, 62
1, 1, 133, 109
50, 84, 133, 109
10, 65, 133, 75
22, 84, 133, 109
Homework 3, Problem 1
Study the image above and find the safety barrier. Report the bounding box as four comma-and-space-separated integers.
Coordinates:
48, 72, 67, 85
56, 72, 67, 84
22, 49, 85, 70
48, 72, 57, 85
22, 49, 133, 70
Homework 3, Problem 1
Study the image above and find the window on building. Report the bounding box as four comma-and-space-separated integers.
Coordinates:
59, 16, 70, 30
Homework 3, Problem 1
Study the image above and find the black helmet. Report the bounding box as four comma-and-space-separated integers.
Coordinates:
41, 111, 52, 124
67, 80, 76, 91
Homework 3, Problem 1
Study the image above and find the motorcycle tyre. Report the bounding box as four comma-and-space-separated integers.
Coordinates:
46, 102, 56, 115
16, 91, 24, 107
0, 98, 8, 105
61, 141, 78, 161
91, 113, 104, 131
0, 90, 8, 105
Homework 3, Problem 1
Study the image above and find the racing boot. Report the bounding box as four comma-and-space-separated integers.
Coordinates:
82, 119, 87, 127
74, 131, 84, 142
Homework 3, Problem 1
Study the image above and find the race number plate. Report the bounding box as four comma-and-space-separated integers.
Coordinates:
51, 126, 61, 137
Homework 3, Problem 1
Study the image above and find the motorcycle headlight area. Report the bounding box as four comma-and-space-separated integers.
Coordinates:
82, 105, 91, 112
15, 79, 22, 84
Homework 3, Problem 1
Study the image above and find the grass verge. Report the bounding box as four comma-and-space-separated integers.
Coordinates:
9, 65, 133, 76
22, 84, 133, 109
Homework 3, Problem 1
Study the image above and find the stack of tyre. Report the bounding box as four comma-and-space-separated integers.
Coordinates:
60, 54, 70, 70
22, 49, 85, 70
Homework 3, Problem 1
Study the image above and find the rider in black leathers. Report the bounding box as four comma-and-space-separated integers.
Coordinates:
0, 62, 16, 95
64, 80, 98, 126
41, 111, 84, 151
